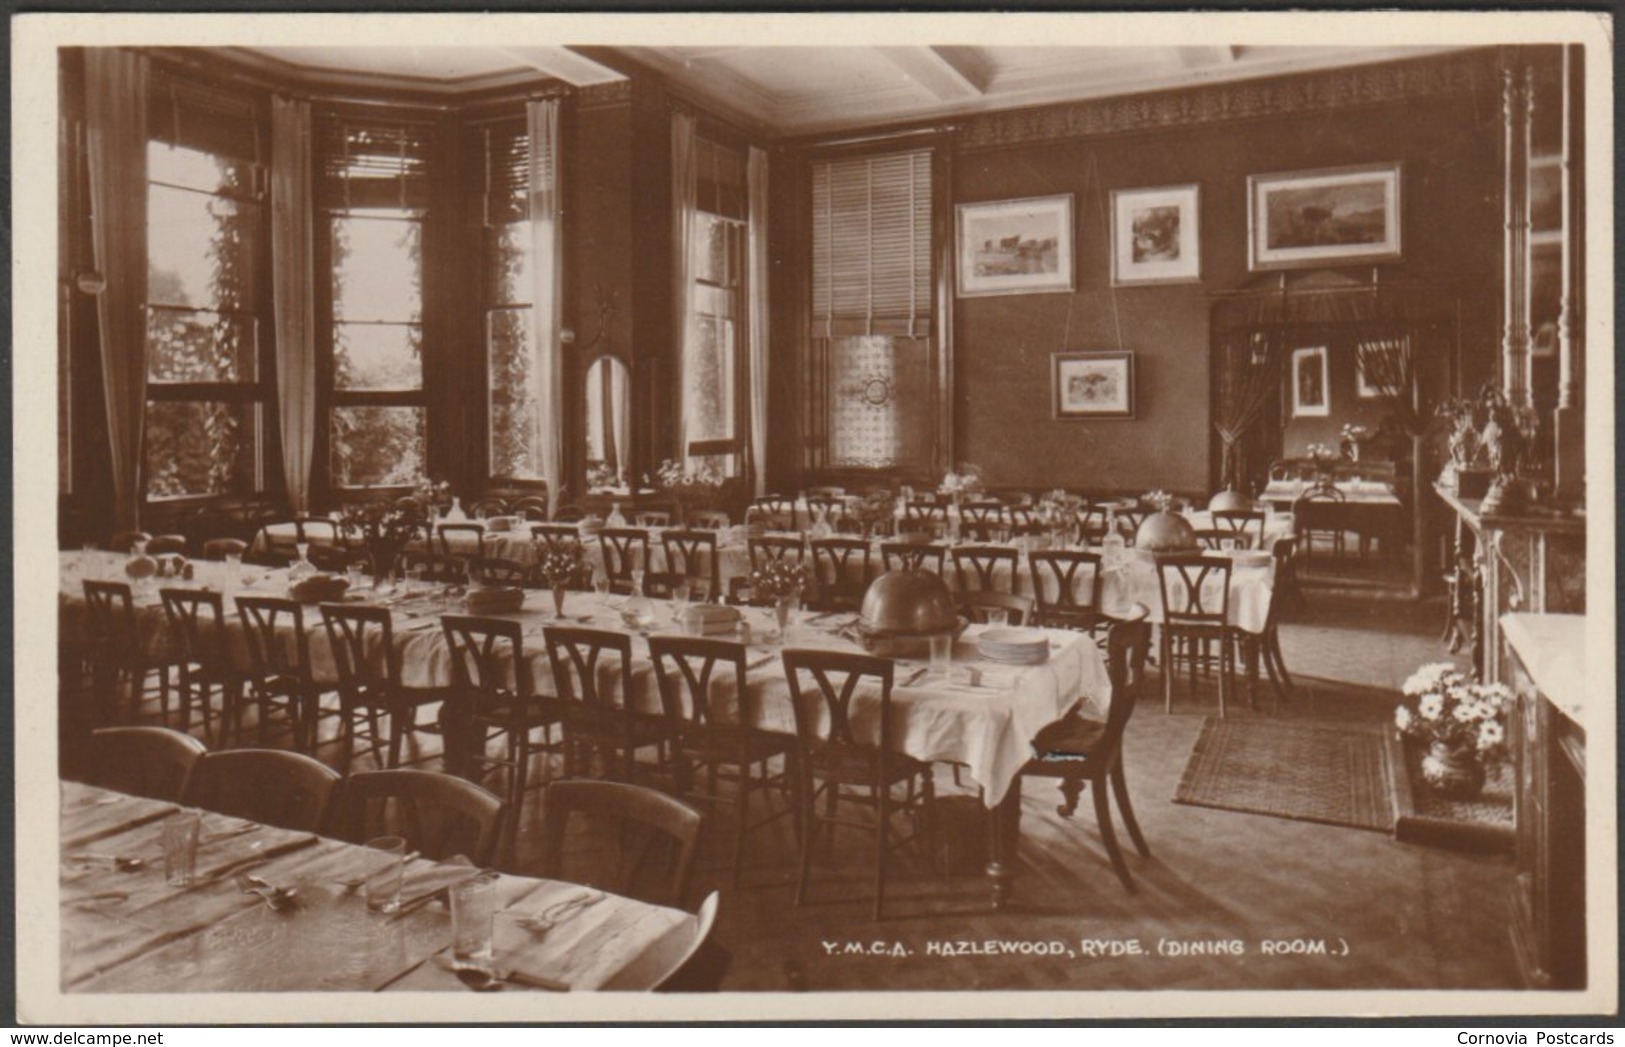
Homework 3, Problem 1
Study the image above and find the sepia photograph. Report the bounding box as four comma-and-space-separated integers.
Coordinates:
12, 9, 1616, 1027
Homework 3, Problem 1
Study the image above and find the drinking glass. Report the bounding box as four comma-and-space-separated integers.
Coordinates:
363, 835, 406, 914
450, 873, 499, 965
224, 551, 243, 587
671, 580, 691, 621
162, 809, 203, 887
929, 632, 954, 680
984, 608, 1010, 629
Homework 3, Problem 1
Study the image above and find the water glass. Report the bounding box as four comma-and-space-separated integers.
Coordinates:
363, 835, 407, 914
672, 580, 691, 618
928, 632, 954, 680
224, 551, 244, 587
162, 809, 203, 887
984, 608, 1010, 629
450, 873, 499, 965
592, 571, 611, 599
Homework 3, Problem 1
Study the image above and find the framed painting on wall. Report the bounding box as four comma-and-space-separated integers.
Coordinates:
1291, 346, 1330, 417
956, 195, 1075, 297
1247, 163, 1402, 271
1110, 184, 1200, 286
1052, 351, 1134, 419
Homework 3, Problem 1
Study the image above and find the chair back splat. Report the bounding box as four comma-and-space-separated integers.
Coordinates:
541, 779, 702, 911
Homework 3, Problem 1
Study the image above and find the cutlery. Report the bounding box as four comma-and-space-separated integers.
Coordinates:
68, 890, 130, 904
202, 822, 261, 844
900, 666, 928, 687
515, 889, 605, 932
68, 853, 144, 872
433, 955, 569, 992
746, 654, 776, 671
236, 873, 299, 911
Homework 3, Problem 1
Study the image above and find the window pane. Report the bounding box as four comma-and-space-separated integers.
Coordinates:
331, 214, 421, 322
145, 400, 258, 500
149, 184, 258, 311
333, 323, 422, 391
692, 213, 735, 287
686, 316, 735, 445
826, 334, 933, 470
488, 307, 538, 479
148, 142, 257, 198
488, 221, 533, 306
146, 307, 256, 383
330, 406, 425, 488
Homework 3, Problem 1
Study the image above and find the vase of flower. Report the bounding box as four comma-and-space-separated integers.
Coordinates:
774, 595, 795, 639
1420, 741, 1487, 800
367, 542, 402, 589
552, 585, 568, 618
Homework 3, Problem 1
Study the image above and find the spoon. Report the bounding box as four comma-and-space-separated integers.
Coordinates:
434, 956, 568, 992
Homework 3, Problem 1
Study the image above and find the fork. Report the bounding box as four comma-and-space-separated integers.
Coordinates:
515, 890, 604, 932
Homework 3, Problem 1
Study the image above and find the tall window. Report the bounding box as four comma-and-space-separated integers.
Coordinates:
684, 136, 747, 476
143, 78, 268, 500
807, 148, 934, 472
481, 117, 540, 481
319, 115, 429, 488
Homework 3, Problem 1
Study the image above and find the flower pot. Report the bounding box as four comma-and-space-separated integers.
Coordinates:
1420, 741, 1487, 801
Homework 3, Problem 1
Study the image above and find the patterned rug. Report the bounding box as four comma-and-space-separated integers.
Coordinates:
1173, 718, 1396, 833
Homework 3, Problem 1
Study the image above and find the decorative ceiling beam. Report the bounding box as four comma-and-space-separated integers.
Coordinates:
874, 46, 985, 101
496, 46, 625, 86
1175, 45, 1240, 69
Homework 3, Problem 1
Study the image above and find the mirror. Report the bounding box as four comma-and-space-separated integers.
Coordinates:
584, 355, 631, 485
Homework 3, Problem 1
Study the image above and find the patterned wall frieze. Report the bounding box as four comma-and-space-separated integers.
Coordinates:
957, 49, 1496, 151
576, 78, 633, 111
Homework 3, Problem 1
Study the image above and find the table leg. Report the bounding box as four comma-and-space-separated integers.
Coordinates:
985, 777, 1022, 909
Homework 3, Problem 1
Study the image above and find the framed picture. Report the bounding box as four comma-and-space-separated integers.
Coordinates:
1290, 347, 1330, 417
956, 195, 1075, 297
1110, 184, 1201, 286
1356, 340, 1405, 398
1247, 163, 1402, 271
1052, 351, 1134, 419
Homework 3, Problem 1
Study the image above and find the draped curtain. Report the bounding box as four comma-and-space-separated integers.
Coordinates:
270, 95, 315, 514
670, 111, 698, 466
746, 146, 770, 496
526, 98, 564, 514
84, 48, 149, 531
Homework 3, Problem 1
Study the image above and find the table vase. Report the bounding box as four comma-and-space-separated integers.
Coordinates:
1420, 741, 1486, 801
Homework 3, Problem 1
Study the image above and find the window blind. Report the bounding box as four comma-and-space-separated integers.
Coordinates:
317, 115, 431, 213
149, 72, 264, 167
480, 118, 529, 225
696, 135, 746, 221
810, 148, 932, 339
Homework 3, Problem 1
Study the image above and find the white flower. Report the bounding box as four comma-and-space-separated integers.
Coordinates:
1452, 701, 1477, 723
1395, 706, 1413, 731
1472, 701, 1497, 721
1418, 694, 1444, 720
1478, 720, 1505, 749
1403, 662, 1459, 696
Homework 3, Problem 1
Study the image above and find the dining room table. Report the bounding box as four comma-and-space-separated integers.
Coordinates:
59, 548, 1113, 908
58, 779, 703, 993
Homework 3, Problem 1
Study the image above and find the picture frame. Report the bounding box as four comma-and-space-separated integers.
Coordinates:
1247, 163, 1402, 271
1110, 183, 1201, 286
1290, 346, 1330, 417
1052, 351, 1135, 419
956, 194, 1075, 297
1356, 342, 1404, 398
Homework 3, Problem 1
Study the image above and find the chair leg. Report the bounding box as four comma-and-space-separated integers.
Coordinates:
873, 782, 889, 922
1056, 776, 1083, 817
1161, 630, 1174, 713
1216, 638, 1229, 718
795, 778, 817, 908
1092, 778, 1136, 893
1110, 761, 1150, 858
731, 762, 750, 888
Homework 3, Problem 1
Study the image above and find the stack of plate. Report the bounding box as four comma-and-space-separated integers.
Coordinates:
976, 627, 1049, 665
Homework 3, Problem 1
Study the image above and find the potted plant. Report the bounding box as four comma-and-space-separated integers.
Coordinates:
1393, 662, 1512, 800
1339, 423, 1372, 463
653, 458, 725, 524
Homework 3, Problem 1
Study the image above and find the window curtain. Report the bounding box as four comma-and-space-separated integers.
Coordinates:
271, 95, 315, 514
525, 98, 564, 514
670, 111, 698, 465
746, 146, 770, 496
84, 48, 149, 531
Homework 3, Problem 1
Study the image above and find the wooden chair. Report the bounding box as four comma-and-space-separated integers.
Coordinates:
234, 596, 320, 750
647, 890, 729, 992
400, 550, 468, 586
635, 510, 673, 529
530, 523, 584, 554
180, 748, 341, 834
900, 501, 948, 539
780, 648, 934, 921
468, 556, 533, 587
340, 769, 507, 869
1193, 528, 1236, 551
687, 510, 731, 531
807, 537, 874, 613
145, 534, 189, 556
440, 615, 564, 845
551, 504, 588, 524
1153, 554, 1237, 717
1248, 538, 1298, 702
201, 537, 249, 561
805, 495, 845, 525
1213, 509, 1266, 550
541, 779, 703, 911
1019, 619, 1154, 892
806, 485, 846, 499
951, 544, 1018, 595
512, 496, 552, 522
85, 726, 207, 803
662, 529, 722, 600
598, 528, 651, 595
543, 626, 677, 787
160, 587, 242, 740
319, 603, 437, 773
649, 635, 798, 887
1292, 485, 1347, 570
959, 590, 1036, 626
880, 541, 945, 575
958, 501, 1005, 542
107, 531, 154, 554
748, 496, 796, 531
469, 497, 511, 520
437, 523, 487, 560
81, 580, 169, 726
1075, 504, 1110, 545
747, 535, 806, 574
1027, 550, 1106, 633
293, 517, 344, 549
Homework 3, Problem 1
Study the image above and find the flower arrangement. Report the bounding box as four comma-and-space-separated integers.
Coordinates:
1141, 489, 1174, 513
1305, 442, 1338, 464
850, 487, 898, 536
651, 458, 725, 514
939, 463, 984, 499
1036, 489, 1083, 529
340, 498, 428, 549
1340, 423, 1371, 445
586, 461, 620, 491
536, 543, 586, 589
1393, 662, 1512, 764
750, 558, 808, 601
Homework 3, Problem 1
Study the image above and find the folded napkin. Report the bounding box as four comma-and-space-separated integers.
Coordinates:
396, 863, 486, 912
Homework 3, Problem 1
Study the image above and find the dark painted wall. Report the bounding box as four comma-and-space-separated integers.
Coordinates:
951, 84, 1503, 495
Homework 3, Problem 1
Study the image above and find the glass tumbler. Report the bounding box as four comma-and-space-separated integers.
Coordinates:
162, 809, 203, 887
363, 835, 406, 914
450, 872, 500, 966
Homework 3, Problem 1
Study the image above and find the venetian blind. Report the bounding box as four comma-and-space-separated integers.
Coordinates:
149, 72, 264, 167
316, 115, 431, 213
810, 148, 932, 339
695, 135, 746, 221
479, 118, 530, 225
